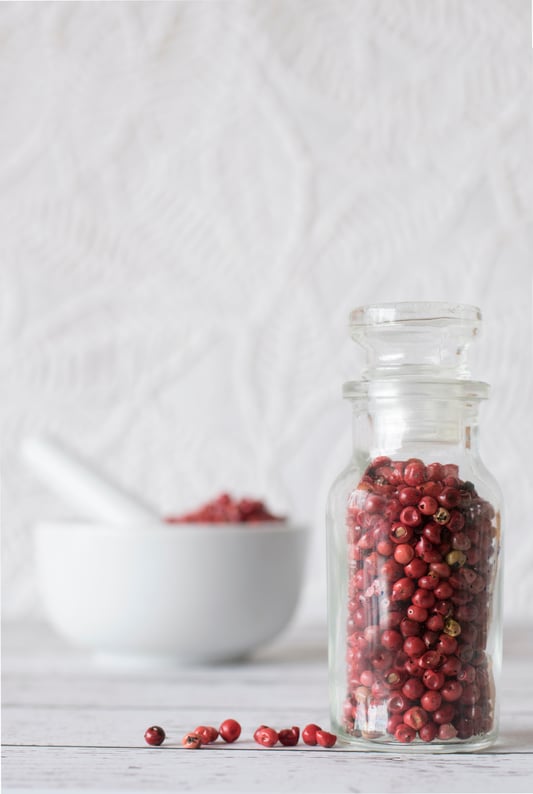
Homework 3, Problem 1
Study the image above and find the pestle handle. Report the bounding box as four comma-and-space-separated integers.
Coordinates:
21, 436, 160, 526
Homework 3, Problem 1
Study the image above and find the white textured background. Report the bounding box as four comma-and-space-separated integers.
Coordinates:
1, 1, 532, 626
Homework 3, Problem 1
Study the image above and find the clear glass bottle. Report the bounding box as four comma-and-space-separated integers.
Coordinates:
327, 303, 502, 752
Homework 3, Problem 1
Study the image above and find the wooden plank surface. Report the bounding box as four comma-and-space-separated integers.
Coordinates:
2, 621, 533, 793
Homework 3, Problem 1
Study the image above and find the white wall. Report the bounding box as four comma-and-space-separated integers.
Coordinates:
1, 0, 532, 625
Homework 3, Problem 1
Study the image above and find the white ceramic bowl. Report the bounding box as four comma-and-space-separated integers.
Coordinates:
34, 521, 307, 665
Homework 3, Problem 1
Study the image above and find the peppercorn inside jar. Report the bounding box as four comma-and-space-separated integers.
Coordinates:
340, 456, 500, 748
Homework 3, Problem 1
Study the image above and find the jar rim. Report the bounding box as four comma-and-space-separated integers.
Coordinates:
349, 302, 481, 328
342, 379, 489, 400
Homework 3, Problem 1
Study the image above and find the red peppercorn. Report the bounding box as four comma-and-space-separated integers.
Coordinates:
388, 693, 410, 713
425, 462, 444, 481
418, 495, 438, 516
447, 510, 465, 532
387, 714, 404, 734
254, 726, 278, 747
438, 487, 461, 509
438, 723, 458, 740
371, 680, 389, 699
403, 706, 429, 730
360, 669, 375, 687
422, 669, 445, 691
381, 629, 403, 651
392, 577, 416, 602
302, 723, 321, 745
403, 460, 426, 487
315, 730, 337, 748
386, 669, 406, 688
394, 543, 414, 565
433, 703, 456, 724
402, 677, 425, 700
420, 480, 443, 498
193, 725, 219, 744
441, 680, 463, 702
400, 506, 422, 527
394, 723, 416, 743
422, 523, 442, 545
458, 664, 476, 684
366, 493, 386, 513
389, 523, 414, 544
433, 599, 453, 616
437, 634, 458, 656
451, 533, 471, 551
422, 630, 439, 648
144, 726, 165, 746
377, 539, 394, 556
404, 558, 428, 579
403, 636, 426, 658
440, 655, 461, 677
380, 558, 403, 581
372, 455, 392, 468
219, 719, 241, 743
398, 487, 420, 506
418, 572, 439, 591
406, 605, 428, 623
418, 721, 438, 742
426, 613, 445, 632
384, 498, 402, 520
400, 618, 421, 638
421, 690, 442, 712
418, 650, 442, 669
404, 657, 422, 676
411, 589, 435, 609
278, 726, 300, 746
429, 562, 451, 579
434, 581, 453, 600
442, 464, 459, 479
182, 732, 202, 749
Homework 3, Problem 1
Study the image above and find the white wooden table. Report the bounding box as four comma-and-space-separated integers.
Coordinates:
2, 620, 533, 793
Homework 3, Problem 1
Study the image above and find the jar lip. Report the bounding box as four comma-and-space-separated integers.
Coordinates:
349, 302, 481, 328
342, 379, 490, 400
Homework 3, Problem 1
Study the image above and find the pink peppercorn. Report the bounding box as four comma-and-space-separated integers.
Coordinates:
403, 460, 426, 486
441, 681, 463, 702
422, 669, 446, 691
315, 730, 337, 748
400, 506, 422, 527
438, 723, 458, 740
394, 544, 414, 565
418, 495, 438, 516
392, 578, 416, 602
421, 690, 442, 712
254, 726, 278, 747
302, 724, 321, 746
418, 721, 438, 742
394, 723, 416, 743
144, 726, 165, 746
219, 719, 241, 743
403, 707, 429, 730
404, 558, 428, 579
278, 727, 300, 746
402, 677, 425, 700
407, 605, 428, 623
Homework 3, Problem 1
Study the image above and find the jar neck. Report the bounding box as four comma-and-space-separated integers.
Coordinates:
351, 396, 482, 459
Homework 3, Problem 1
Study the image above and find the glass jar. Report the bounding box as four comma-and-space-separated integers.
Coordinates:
326, 303, 502, 752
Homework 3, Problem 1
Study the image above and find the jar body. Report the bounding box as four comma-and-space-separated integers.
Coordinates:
326, 395, 503, 751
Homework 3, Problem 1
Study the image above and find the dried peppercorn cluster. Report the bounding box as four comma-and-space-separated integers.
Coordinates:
165, 493, 284, 524
344, 457, 498, 744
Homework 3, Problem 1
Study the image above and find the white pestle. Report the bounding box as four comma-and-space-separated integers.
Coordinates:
21, 436, 160, 526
